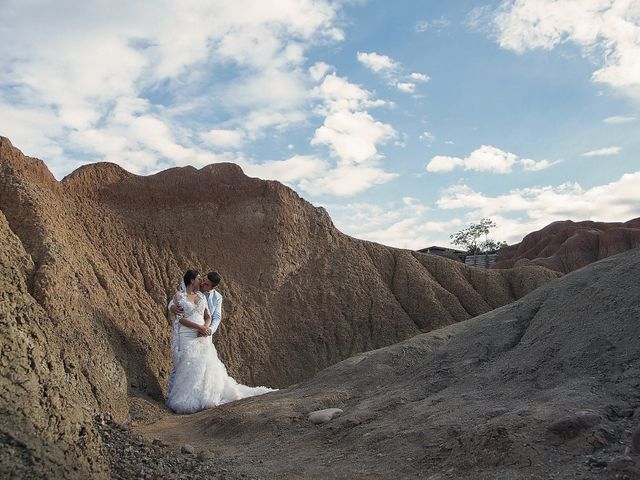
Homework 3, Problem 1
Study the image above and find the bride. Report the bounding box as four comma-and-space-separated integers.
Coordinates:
166, 270, 274, 414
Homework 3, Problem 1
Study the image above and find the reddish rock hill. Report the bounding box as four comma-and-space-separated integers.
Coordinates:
494, 219, 640, 273
0, 136, 559, 477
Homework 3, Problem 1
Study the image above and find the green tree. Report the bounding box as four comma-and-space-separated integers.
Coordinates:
450, 218, 507, 254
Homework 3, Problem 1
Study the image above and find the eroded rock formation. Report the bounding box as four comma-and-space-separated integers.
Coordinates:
143, 248, 640, 479
0, 136, 559, 477
494, 218, 640, 273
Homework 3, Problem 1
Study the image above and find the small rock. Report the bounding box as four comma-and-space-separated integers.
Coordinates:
181, 444, 195, 454
152, 438, 165, 447
589, 425, 617, 448
547, 409, 602, 437
586, 456, 607, 468
196, 450, 214, 461
308, 408, 344, 425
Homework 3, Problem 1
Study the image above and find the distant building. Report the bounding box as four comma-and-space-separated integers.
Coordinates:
417, 246, 498, 268
417, 246, 467, 261
464, 254, 497, 269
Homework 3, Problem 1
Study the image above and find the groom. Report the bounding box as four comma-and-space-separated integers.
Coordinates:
198, 271, 223, 335
167, 271, 223, 394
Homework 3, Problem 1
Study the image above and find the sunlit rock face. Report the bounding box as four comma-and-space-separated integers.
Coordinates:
0, 136, 559, 477
495, 218, 640, 273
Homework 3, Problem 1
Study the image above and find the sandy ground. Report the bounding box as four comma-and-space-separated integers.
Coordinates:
130, 250, 640, 480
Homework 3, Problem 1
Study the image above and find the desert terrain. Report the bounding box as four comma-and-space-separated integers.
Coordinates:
1, 136, 638, 479
494, 219, 640, 273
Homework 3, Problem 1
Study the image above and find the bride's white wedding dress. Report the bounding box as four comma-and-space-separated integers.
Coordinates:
166, 291, 274, 414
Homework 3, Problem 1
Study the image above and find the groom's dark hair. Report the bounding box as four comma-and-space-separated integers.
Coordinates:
184, 270, 199, 287
206, 271, 221, 287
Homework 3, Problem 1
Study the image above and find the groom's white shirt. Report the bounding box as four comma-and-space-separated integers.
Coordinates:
204, 289, 223, 334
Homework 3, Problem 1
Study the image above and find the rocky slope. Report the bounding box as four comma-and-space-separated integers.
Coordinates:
0, 136, 559, 477
141, 248, 640, 479
494, 218, 640, 273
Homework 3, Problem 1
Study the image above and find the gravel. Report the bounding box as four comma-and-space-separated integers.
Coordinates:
95, 415, 259, 480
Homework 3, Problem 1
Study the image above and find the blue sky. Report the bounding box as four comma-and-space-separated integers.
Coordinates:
1, 0, 639, 248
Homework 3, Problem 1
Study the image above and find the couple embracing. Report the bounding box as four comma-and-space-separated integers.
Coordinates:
166, 270, 274, 414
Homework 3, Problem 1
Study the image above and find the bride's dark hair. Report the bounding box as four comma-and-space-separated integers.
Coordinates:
183, 270, 199, 287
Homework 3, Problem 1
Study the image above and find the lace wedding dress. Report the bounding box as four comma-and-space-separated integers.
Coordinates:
166, 291, 274, 414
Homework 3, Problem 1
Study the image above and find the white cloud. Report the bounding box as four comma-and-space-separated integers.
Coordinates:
357, 52, 429, 95
427, 145, 514, 173
311, 110, 396, 164
427, 145, 556, 174
0, 101, 66, 164
603, 115, 637, 124
228, 108, 399, 197
312, 73, 384, 113
165, 68, 392, 198
299, 164, 398, 196
240, 155, 326, 183
520, 158, 559, 171
225, 68, 308, 111
327, 169, 640, 247
228, 148, 400, 198
394, 133, 408, 148
172, 58, 390, 198
324, 168, 640, 249
419, 131, 436, 144
401, 196, 429, 216
221, 66, 312, 134
304, 71, 398, 196
464, 145, 517, 173
396, 82, 416, 93
409, 72, 430, 82
415, 20, 430, 33
415, 17, 451, 33
326, 202, 404, 232
467, 6, 494, 30
426, 155, 466, 172
0, 0, 345, 177
200, 129, 245, 149
309, 61, 333, 81
326, 199, 460, 249
582, 146, 622, 156
240, 109, 308, 136
56, 96, 234, 174
437, 171, 640, 243
359, 218, 455, 249
493, 0, 640, 96
357, 51, 399, 74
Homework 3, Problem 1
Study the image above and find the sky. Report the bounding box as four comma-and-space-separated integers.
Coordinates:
1, 0, 639, 249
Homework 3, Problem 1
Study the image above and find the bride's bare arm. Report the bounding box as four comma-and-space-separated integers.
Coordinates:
194, 310, 212, 337
178, 317, 208, 333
